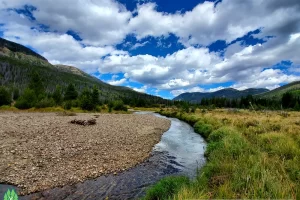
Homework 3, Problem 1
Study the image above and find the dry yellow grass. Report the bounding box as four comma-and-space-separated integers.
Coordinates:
146, 108, 300, 199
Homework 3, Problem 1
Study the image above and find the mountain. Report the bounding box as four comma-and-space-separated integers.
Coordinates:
173, 88, 269, 102
0, 37, 167, 104
256, 81, 300, 99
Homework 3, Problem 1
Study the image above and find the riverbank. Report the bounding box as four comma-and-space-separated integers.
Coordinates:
0, 112, 171, 195
145, 109, 300, 199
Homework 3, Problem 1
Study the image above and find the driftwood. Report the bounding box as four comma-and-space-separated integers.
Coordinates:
70, 119, 96, 126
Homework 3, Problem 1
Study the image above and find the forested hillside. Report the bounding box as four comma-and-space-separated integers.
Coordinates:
256, 81, 300, 99
0, 37, 169, 108
173, 88, 269, 102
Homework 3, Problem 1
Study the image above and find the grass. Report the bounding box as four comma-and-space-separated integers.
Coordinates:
0, 105, 131, 114
145, 109, 300, 199
143, 176, 190, 200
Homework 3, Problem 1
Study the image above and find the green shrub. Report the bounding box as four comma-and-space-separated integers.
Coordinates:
80, 94, 94, 111
144, 176, 190, 200
35, 98, 55, 108
63, 100, 72, 110
0, 87, 11, 106
15, 88, 36, 109
112, 100, 127, 111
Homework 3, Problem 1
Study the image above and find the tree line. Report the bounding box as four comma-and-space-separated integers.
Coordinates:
1, 71, 299, 111
0, 71, 173, 111
198, 93, 300, 111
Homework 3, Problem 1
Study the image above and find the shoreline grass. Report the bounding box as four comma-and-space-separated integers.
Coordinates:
145, 109, 300, 199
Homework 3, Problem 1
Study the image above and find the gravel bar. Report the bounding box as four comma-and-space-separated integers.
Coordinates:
0, 112, 171, 195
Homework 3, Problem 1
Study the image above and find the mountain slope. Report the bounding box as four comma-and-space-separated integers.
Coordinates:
256, 81, 300, 99
0, 38, 47, 61
173, 88, 269, 102
0, 37, 166, 104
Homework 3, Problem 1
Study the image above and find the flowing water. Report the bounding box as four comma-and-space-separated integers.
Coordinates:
0, 112, 206, 200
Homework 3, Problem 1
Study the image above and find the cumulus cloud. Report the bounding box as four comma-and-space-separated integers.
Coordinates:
0, 23, 117, 73
129, 0, 300, 46
99, 47, 221, 87
100, 32, 300, 92
171, 86, 226, 97
1, 0, 300, 98
107, 78, 127, 86
132, 85, 148, 93
0, 0, 132, 46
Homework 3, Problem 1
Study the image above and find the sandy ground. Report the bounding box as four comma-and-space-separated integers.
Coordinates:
0, 112, 170, 195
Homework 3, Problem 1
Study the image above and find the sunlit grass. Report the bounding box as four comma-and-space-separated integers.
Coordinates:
149, 108, 300, 199
0, 105, 132, 114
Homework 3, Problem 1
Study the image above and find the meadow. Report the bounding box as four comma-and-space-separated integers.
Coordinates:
145, 108, 300, 199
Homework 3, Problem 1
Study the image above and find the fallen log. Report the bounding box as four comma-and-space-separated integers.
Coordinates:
70, 119, 96, 126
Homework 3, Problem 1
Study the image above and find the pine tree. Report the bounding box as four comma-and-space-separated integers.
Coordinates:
64, 83, 78, 101
52, 85, 62, 105
79, 88, 94, 111
28, 71, 45, 97
91, 85, 100, 106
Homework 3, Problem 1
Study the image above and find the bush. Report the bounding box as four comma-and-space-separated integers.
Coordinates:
15, 88, 36, 109
63, 101, 72, 110
144, 176, 190, 200
80, 94, 94, 111
112, 100, 127, 111
35, 98, 55, 108
0, 87, 11, 106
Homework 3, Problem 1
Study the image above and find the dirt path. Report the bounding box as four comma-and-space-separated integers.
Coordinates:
0, 112, 170, 195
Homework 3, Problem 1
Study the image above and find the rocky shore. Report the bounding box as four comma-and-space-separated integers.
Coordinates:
0, 112, 171, 195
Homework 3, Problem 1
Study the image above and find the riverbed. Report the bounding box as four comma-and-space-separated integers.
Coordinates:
0, 112, 206, 199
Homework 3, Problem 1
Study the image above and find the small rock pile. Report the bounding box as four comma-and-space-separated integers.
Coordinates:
70, 119, 96, 126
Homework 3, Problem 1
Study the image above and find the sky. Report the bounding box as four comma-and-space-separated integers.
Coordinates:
0, 0, 300, 99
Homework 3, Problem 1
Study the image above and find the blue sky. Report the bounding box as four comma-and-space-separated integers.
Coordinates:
1, 0, 300, 99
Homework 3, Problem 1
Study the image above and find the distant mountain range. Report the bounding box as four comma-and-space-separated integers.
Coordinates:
174, 81, 300, 102
173, 88, 270, 102
0, 37, 166, 103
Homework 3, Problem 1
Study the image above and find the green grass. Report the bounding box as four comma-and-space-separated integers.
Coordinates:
146, 109, 300, 199
143, 176, 190, 200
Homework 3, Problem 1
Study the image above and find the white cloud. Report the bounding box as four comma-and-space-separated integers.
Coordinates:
100, 32, 300, 92
132, 85, 147, 93
130, 41, 149, 50
170, 86, 225, 97
107, 78, 127, 86
129, 0, 300, 46
1, 0, 132, 46
0, 23, 116, 73
99, 47, 221, 88
1, 0, 300, 97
